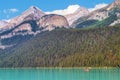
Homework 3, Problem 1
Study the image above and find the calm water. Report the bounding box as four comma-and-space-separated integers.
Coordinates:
0, 68, 120, 80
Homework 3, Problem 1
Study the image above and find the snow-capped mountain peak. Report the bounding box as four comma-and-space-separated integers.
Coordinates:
65, 6, 89, 25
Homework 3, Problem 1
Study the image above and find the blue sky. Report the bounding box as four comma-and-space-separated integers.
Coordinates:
0, 0, 114, 20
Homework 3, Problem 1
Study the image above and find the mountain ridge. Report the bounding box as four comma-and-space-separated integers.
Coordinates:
71, 0, 120, 28
0, 25, 120, 67
0, 0, 120, 67
65, 6, 89, 25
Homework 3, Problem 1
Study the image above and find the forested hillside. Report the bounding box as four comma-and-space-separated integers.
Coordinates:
0, 26, 120, 67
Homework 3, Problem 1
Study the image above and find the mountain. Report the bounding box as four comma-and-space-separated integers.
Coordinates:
107, 0, 120, 10
0, 6, 45, 39
0, 21, 8, 29
72, 0, 120, 28
10, 6, 45, 24
2, 6, 45, 30
0, 6, 69, 38
38, 14, 69, 31
0, 0, 120, 67
0, 25, 120, 67
0, 6, 69, 49
0, 14, 69, 47
65, 6, 89, 25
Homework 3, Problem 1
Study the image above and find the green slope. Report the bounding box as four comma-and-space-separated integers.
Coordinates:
76, 20, 98, 28
74, 6, 120, 29
75, 14, 118, 29
89, 14, 118, 28
0, 26, 120, 67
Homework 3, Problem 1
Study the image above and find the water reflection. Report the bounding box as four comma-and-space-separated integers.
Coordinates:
0, 68, 120, 80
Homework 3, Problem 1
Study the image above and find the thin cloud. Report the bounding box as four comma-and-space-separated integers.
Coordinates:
9, 8, 19, 13
3, 8, 19, 14
3, 9, 7, 14
1, 8, 19, 20
2, 19, 11, 22
46, 5, 80, 15
88, 3, 108, 12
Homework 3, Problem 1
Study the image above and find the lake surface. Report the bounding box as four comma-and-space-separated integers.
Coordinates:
0, 68, 120, 80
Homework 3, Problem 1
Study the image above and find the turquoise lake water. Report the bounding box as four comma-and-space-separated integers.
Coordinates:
0, 68, 120, 80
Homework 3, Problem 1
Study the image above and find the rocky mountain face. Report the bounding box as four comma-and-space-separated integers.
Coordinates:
0, 6, 69, 38
108, 0, 120, 26
0, 6, 45, 39
4, 6, 45, 29
72, 0, 120, 28
0, 21, 8, 29
38, 14, 69, 31
110, 0, 120, 8
10, 6, 45, 24
0, 6, 69, 49
65, 7, 89, 25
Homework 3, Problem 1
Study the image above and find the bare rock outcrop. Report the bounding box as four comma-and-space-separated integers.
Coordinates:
65, 7, 89, 25
38, 14, 69, 31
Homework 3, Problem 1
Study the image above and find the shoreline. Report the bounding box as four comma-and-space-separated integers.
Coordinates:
0, 67, 119, 69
